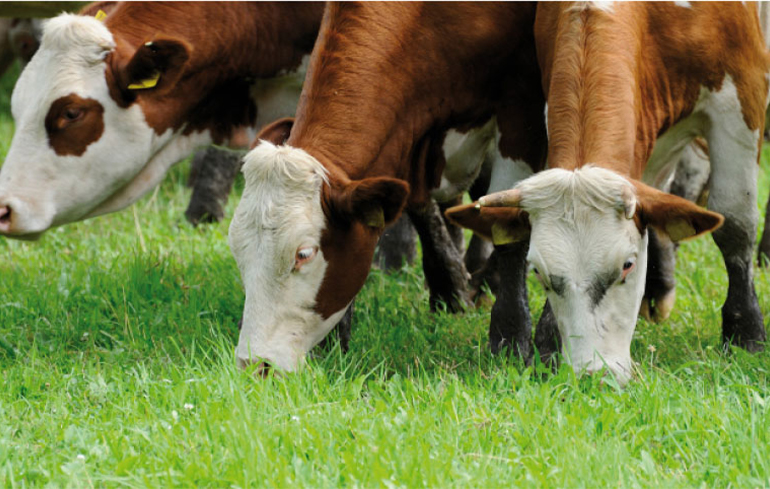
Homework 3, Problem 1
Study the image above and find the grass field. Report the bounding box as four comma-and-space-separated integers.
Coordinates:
0, 60, 769, 488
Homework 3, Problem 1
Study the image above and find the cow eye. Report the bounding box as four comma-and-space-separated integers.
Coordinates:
63, 107, 83, 122
294, 245, 318, 271
621, 258, 636, 283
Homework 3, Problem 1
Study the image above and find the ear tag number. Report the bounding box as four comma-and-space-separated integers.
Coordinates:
128, 71, 160, 90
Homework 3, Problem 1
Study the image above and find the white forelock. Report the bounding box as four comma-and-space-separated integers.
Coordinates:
239, 141, 329, 230
516, 165, 633, 219
41, 14, 115, 63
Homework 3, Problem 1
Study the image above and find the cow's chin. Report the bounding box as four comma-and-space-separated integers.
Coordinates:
235, 305, 351, 375
0, 230, 45, 241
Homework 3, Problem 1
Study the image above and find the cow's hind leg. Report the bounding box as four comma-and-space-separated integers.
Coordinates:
407, 200, 471, 313
706, 108, 767, 351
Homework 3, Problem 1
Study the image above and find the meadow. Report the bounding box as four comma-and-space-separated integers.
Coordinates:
0, 60, 768, 488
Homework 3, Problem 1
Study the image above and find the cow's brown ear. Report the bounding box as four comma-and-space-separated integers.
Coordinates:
255, 117, 294, 148
118, 37, 190, 95
327, 177, 410, 229
632, 180, 723, 242
445, 203, 530, 245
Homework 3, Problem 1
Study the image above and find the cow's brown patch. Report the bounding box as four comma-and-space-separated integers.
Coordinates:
92, 2, 324, 141
45, 94, 105, 156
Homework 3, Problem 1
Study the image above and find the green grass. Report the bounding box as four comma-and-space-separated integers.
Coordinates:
1, 64, 769, 488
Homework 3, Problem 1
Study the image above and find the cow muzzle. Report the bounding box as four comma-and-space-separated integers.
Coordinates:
0, 197, 51, 239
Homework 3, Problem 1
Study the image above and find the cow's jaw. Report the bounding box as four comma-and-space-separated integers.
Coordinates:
520, 167, 646, 386
229, 142, 346, 372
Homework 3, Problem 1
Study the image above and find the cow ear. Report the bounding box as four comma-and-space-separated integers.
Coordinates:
327, 177, 410, 229
118, 37, 190, 94
445, 203, 530, 245
255, 117, 294, 148
632, 180, 724, 242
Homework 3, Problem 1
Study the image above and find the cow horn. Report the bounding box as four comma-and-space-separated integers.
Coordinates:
478, 188, 522, 208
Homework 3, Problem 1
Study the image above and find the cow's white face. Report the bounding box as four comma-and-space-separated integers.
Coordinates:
0, 14, 190, 238
229, 140, 408, 373
519, 168, 647, 385
447, 166, 723, 386
229, 142, 344, 372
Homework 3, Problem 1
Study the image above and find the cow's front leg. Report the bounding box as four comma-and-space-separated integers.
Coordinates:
316, 301, 353, 353
533, 299, 559, 364
640, 229, 677, 322
707, 124, 766, 351
185, 147, 243, 225
407, 200, 471, 312
375, 215, 417, 271
489, 241, 532, 359
757, 195, 770, 267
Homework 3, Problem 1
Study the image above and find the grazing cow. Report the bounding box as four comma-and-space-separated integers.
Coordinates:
448, 2, 768, 385
228, 2, 548, 372
0, 1, 323, 238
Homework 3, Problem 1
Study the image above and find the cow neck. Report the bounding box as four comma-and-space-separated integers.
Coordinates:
106, 2, 323, 139
540, 5, 645, 177
540, 3, 770, 179
288, 3, 538, 204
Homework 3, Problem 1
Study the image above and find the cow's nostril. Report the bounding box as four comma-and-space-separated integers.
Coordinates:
254, 361, 271, 378
237, 357, 273, 378
0, 205, 12, 231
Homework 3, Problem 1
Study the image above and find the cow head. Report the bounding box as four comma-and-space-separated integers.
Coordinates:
447, 166, 722, 385
0, 13, 191, 238
229, 141, 409, 372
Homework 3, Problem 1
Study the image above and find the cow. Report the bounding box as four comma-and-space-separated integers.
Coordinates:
447, 1, 768, 385
0, 1, 323, 238
228, 2, 549, 373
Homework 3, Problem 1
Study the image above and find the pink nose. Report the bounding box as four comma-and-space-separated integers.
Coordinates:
0, 205, 11, 233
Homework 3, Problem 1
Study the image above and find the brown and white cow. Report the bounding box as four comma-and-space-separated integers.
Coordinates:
0, 1, 323, 238
228, 2, 548, 372
448, 1, 769, 385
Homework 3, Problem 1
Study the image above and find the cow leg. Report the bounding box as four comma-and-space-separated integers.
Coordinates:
407, 201, 471, 312
758, 195, 770, 267
438, 198, 465, 253
185, 147, 244, 225
640, 229, 678, 322
707, 123, 766, 351
375, 215, 417, 271
316, 301, 353, 353
465, 163, 497, 300
489, 241, 532, 359
533, 299, 560, 364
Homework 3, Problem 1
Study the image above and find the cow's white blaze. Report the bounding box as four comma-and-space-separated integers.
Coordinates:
229, 141, 345, 371
518, 167, 646, 385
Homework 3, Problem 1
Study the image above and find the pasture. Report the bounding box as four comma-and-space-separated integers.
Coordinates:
0, 59, 768, 488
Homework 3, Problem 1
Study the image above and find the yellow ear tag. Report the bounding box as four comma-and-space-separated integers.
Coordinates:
664, 219, 696, 242
95, 10, 107, 22
491, 222, 517, 246
127, 71, 160, 90
363, 207, 385, 228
